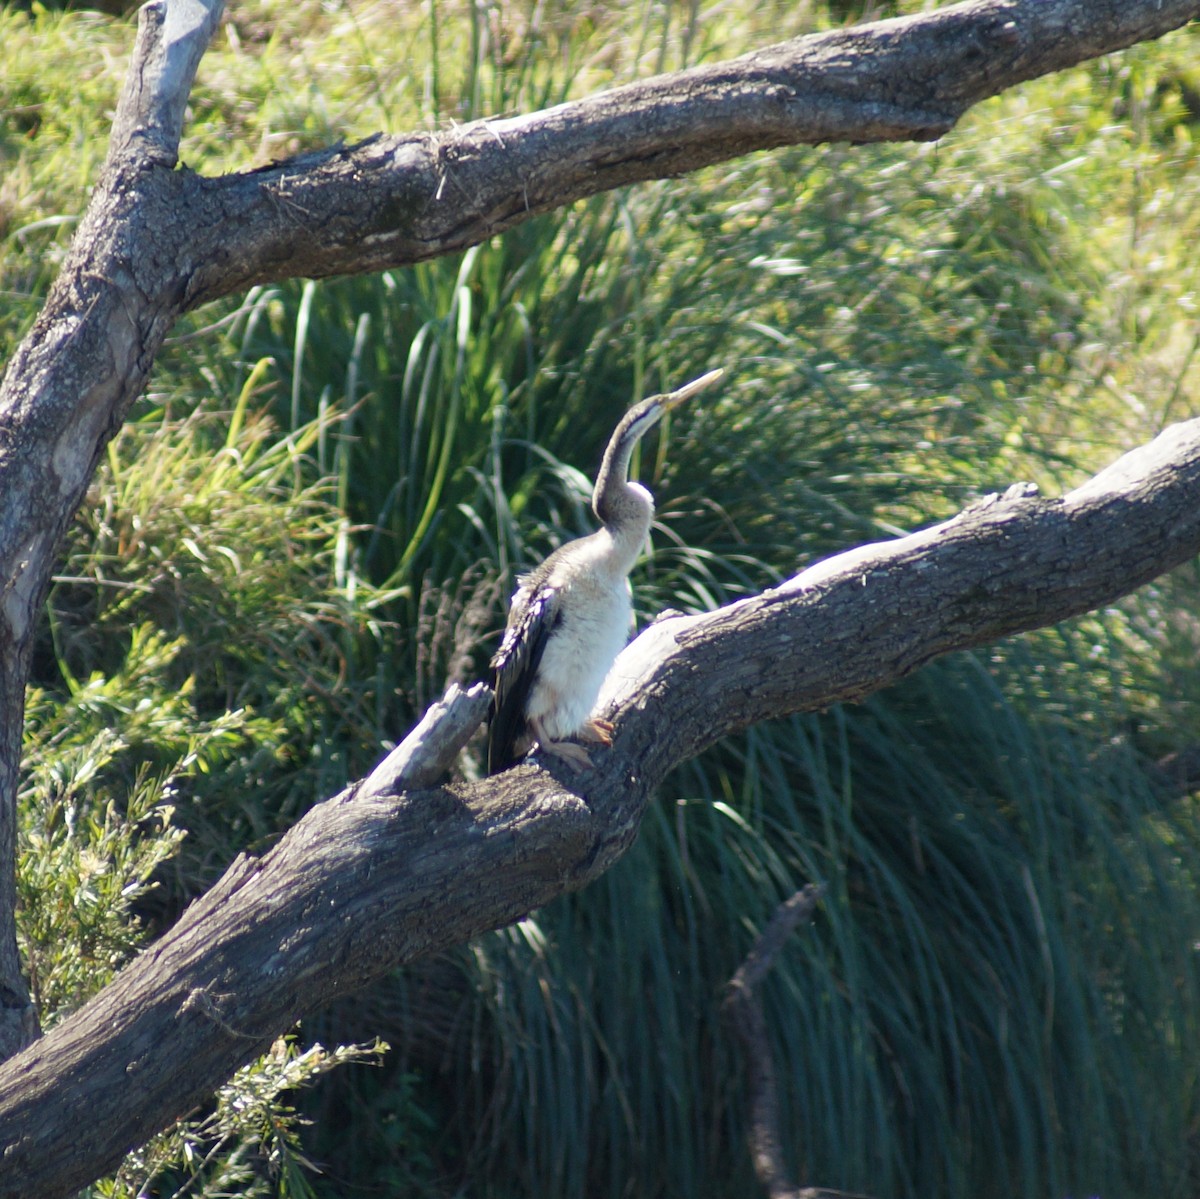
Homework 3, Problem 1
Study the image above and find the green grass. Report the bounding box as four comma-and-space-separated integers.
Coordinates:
305, 649, 1200, 1199
4, 2, 1200, 1197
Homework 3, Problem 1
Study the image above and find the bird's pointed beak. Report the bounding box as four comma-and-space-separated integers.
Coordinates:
660, 367, 725, 411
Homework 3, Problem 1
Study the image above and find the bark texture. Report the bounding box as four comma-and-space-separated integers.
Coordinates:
136, 0, 1200, 302
0, 0, 1198, 1193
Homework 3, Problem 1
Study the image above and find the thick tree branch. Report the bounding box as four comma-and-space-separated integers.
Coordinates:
0, 0, 226, 1061
1, 420, 1198, 1199
188, 0, 1200, 299
599, 423, 1200, 777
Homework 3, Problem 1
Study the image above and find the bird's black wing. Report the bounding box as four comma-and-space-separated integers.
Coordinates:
487, 581, 560, 774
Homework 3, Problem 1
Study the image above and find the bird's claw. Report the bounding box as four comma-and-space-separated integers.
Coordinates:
579, 717, 614, 747
534, 719, 615, 770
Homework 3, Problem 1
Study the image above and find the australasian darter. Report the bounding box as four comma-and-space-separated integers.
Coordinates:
487, 369, 724, 774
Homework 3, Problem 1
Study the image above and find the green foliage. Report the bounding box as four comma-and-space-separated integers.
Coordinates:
42, 397, 397, 887
21, 392, 407, 1194
19, 662, 189, 1020
415, 650, 1200, 1199
86, 1036, 387, 1199
4, 2, 1200, 1198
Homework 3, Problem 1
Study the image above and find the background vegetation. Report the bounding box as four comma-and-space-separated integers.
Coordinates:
3, 1, 1200, 1195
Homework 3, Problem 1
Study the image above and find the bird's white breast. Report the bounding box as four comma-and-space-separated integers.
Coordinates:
523, 534, 637, 741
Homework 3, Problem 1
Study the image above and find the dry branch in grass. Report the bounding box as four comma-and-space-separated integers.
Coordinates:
723, 885, 829, 1199
722, 884, 877, 1199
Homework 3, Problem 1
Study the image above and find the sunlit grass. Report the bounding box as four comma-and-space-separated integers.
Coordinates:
4, 1, 1200, 1197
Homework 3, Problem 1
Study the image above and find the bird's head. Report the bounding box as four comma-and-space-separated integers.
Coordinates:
593, 368, 725, 527
614, 367, 726, 449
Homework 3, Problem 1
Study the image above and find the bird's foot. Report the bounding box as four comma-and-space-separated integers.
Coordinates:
530, 716, 614, 771
578, 717, 614, 747
539, 738, 595, 770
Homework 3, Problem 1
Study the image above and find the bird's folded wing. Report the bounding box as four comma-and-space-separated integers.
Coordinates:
487, 583, 560, 773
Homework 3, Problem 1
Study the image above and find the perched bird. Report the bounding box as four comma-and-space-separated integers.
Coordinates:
487, 369, 724, 774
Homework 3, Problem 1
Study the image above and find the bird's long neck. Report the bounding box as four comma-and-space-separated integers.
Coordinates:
593, 421, 655, 571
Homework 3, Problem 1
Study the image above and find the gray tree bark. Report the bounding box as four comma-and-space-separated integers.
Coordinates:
0, 0, 1197, 1195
